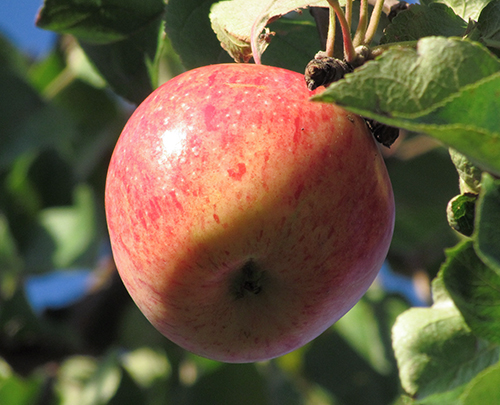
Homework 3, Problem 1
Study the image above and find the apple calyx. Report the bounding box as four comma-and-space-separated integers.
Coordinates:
232, 259, 267, 300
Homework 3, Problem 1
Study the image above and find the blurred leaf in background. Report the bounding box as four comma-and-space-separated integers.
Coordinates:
2, 0, 500, 403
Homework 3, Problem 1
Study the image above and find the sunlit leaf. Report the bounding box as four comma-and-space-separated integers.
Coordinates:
424, 0, 491, 20
315, 37, 500, 175
0, 359, 43, 405
30, 184, 98, 269
392, 274, 499, 398
460, 361, 500, 404
442, 240, 500, 344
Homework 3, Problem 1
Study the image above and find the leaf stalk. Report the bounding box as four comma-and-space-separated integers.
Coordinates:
326, 0, 356, 63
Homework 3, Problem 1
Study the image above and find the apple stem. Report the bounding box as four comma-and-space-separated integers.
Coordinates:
326, 0, 356, 63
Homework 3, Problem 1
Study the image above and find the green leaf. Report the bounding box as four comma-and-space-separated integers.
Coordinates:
442, 240, 500, 344
460, 361, 500, 404
209, 0, 329, 63
381, 3, 467, 45
315, 37, 500, 175
36, 0, 166, 45
392, 274, 499, 398
474, 173, 500, 273
334, 296, 394, 375
446, 193, 477, 237
165, 0, 233, 69
0, 359, 43, 405
399, 385, 469, 405
425, 0, 492, 20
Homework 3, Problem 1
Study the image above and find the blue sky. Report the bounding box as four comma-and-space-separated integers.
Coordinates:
1, 0, 55, 56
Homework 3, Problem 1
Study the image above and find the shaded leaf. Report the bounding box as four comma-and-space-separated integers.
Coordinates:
261, 13, 323, 73
381, 3, 467, 44
334, 297, 393, 374
315, 37, 500, 175
305, 336, 396, 404
189, 363, 271, 405
0, 69, 76, 170
37, 0, 166, 103
442, 240, 500, 344
0, 35, 29, 75
477, 0, 500, 52
36, 0, 165, 45
386, 147, 458, 265
78, 10, 164, 104
474, 173, 500, 273
0, 214, 23, 299
165, 0, 233, 69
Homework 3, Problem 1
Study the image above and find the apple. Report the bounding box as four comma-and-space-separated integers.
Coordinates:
105, 63, 394, 363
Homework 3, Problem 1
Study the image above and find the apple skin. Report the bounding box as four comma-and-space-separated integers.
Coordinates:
105, 63, 394, 363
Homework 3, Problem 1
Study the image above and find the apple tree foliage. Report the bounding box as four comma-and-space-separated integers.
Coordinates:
1, 0, 500, 403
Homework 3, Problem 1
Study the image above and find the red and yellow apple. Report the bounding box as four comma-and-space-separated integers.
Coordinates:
105, 63, 394, 363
